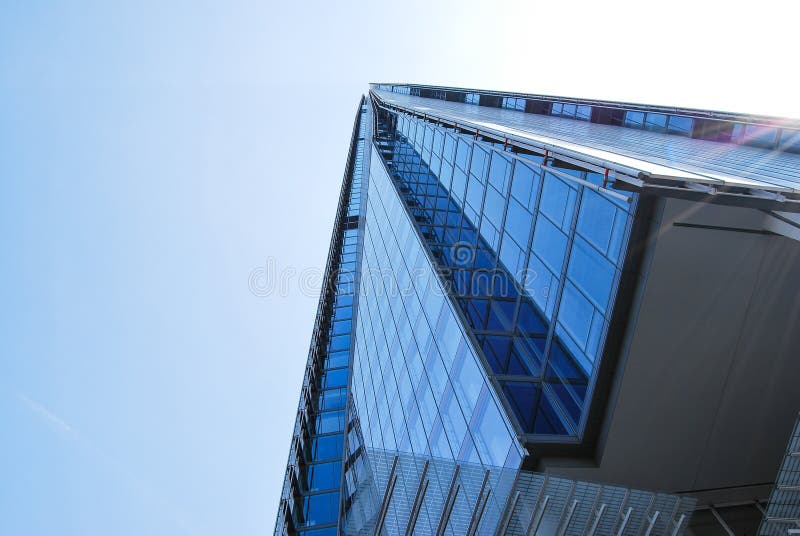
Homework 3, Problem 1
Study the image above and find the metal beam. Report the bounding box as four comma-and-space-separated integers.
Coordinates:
709, 506, 735, 536
587, 503, 607, 536
374, 456, 399, 536
404, 460, 430, 536
435, 465, 461, 536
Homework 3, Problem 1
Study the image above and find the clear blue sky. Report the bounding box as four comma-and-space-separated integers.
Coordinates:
0, 1, 793, 534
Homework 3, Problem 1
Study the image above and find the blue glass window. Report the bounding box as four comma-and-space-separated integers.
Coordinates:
456, 139, 471, 170
644, 113, 668, 132
328, 335, 350, 352
332, 306, 352, 322
326, 350, 349, 369
510, 159, 541, 209
486, 298, 516, 330
516, 302, 547, 336
504, 197, 532, 249
435, 312, 463, 362
501, 381, 540, 432
316, 411, 345, 434
667, 115, 693, 135
499, 232, 525, 278
567, 236, 616, 312
483, 185, 506, 226
303, 491, 340, 526
558, 283, 593, 346
479, 219, 500, 253
311, 434, 344, 460
539, 175, 577, 229
443, 134, 456, 162
481, 335, 530, 375
451, 166, 467, 202
472, 386, 514, 467
779, 129, 800, 153
333, 294, 353, 307
439, 386, 468, 450
451, 346, 483, 416
576, 189, 627, 263
624, 111, 645, 128
525, 253, 557, 320
306, 460, 342, 491
322, 368, 348, 389
732, 123, 779, 148
466, 173, 485, 214
332, 320, 351, 335
531, 217, 568, 274
551, 102, 591, 121
533, 392, 570, 435
576, 105, 592, 121
319, 387, 347, 410
470, 146, 489, 181
433, 129, 444, 155
488, 153, 511, 194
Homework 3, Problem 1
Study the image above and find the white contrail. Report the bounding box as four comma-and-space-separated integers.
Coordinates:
14, 392, 75, 437
7, 388, 197, 535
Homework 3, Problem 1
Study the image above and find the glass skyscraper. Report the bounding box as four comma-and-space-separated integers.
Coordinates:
275, 85, 800, 535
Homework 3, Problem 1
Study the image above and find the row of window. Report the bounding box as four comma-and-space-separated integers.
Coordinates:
279, 104, 369, 535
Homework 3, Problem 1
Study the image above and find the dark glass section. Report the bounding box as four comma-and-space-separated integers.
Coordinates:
479, 94, 502, 108
525, 99, 550, 115
591, 107, 625, 126
444, 90, 466, 103
692, 118, 734, 142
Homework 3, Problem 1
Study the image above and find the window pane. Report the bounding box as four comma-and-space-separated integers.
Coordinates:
567, 236, 616, 312
539, 174, 576, 229
576, 189, 616, 255
511, 160, 540, 208
504, 197, 532, 248
532, 216, 568, 274
488, 153, 511, 193
667, 115, 693, 135
311, 434, 344, 460
624, 111, 645, 128
306, 461, 342, 491
323, 368, 348, 389
644, 113, 667, 131
303, 491, 340, 526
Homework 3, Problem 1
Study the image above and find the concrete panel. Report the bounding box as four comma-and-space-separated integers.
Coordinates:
541, 199, 800, 501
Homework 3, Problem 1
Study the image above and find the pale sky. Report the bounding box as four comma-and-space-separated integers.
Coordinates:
0, 1, 794, 534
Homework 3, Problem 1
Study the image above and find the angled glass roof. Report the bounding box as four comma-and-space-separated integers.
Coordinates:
373, 89, 800, 201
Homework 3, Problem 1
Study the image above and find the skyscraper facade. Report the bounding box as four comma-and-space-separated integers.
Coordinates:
275, 85, 800, 535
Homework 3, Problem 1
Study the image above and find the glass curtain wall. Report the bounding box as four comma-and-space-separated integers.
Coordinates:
371, 104, 637, 440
